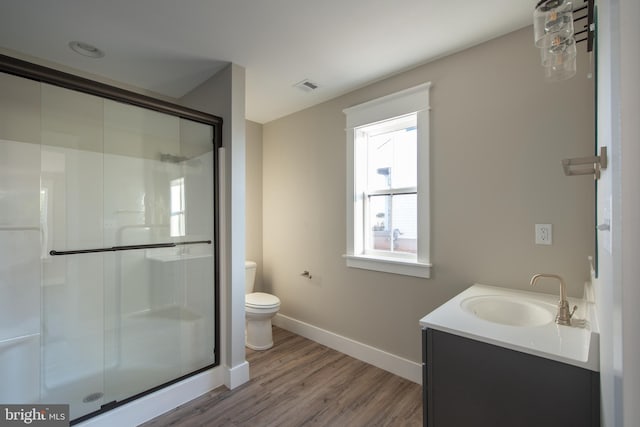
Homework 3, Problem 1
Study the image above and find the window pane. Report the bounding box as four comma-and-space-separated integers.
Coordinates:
170, 213, 185, 237
367, 193, 417, 254
369, 195, 389, 251
170, 177, 185, 213
392, 194, 417, 254
170, 177, 185, 237
363, 114, 417, 192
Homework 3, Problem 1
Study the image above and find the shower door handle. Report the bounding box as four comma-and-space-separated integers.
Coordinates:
49, 240, 212, 256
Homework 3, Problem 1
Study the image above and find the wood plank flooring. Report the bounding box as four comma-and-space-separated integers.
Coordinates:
142, 327, 422, 427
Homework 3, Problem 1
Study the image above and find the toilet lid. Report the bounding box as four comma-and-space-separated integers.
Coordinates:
246, 292, 280, 309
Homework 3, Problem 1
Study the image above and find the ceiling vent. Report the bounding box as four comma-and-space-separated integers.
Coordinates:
294, 79, 320, 92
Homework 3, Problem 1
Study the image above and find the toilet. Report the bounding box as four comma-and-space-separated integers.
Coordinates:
245, 261, 280, 350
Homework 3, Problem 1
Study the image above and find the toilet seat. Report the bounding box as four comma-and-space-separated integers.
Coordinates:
246, 292, 280, 309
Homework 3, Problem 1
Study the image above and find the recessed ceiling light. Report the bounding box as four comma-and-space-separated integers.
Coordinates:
68, 41, 105, 58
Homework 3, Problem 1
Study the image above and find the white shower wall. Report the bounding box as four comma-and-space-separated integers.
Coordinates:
0, 138, 42, 404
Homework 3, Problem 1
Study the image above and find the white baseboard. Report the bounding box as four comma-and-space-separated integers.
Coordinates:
225, 360, 250, 389
273, 314, 422, 384
78, 366, 224, 427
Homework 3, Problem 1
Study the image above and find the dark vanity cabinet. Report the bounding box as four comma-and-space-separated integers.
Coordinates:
422, 328, 600, 427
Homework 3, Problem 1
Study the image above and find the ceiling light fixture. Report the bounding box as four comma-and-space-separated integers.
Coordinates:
68, 41, 105, 59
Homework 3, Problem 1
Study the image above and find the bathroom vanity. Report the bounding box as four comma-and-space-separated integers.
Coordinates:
420, 284, 600, 427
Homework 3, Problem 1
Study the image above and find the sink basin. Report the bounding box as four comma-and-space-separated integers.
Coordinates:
460, 295, 555, 327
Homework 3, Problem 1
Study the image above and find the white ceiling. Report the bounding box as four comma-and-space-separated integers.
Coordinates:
0, 0, 532, 124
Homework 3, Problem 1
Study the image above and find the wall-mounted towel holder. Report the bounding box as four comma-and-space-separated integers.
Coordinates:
562, 147, 607, 180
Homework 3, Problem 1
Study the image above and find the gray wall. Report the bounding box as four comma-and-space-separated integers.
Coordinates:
260, 26, 595, 363
246, 120, 263, 290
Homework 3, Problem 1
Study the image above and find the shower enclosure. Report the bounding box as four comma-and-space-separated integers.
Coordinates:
0, 56, 220, 422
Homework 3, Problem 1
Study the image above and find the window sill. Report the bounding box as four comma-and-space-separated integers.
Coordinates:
344, 254, 431, 279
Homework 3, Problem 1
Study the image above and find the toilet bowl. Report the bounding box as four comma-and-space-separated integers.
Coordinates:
245, 261, 280, 350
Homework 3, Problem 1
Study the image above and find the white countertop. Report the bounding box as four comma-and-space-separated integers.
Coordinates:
419, 284, 600, 371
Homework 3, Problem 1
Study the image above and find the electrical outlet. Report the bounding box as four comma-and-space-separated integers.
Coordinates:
535, 224, 552, 245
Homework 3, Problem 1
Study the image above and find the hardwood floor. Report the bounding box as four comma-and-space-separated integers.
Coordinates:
143, 327, 422, 427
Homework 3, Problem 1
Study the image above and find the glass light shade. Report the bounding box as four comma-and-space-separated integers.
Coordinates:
534, 0, 574, 48
544, 55, 577, 82
540, 37, 577, 67
545, 9, 573, 33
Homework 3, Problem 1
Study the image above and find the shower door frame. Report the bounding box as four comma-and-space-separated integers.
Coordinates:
0, 53, 222, 423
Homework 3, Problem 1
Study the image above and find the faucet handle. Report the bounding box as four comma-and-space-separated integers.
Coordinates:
570, 305, 578, 319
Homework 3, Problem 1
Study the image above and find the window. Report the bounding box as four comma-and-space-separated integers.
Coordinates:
344, 83, 431, 278
170, 177, 186, 237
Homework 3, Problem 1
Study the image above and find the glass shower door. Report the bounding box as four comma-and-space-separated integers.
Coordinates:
101, 100, 216, 406
40, 83, 106, 420
38, 85, 216, 420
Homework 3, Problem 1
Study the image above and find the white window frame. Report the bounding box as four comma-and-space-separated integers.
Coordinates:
344, 83, 431, 278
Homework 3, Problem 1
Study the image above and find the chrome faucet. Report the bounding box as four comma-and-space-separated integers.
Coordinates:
530, 273, 577, 326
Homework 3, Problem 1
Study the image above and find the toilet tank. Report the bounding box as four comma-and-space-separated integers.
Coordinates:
245, 261, 257, 294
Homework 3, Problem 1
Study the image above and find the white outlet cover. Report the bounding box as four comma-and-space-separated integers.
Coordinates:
535, 224, 552, 245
